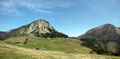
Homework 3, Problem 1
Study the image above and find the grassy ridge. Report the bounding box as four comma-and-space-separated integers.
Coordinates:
4, 36, 91, 53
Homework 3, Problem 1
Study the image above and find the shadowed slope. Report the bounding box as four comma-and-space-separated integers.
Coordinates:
78, 24, 120, 56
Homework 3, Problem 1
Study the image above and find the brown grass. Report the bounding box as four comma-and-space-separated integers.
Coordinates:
0, 41, 120, 59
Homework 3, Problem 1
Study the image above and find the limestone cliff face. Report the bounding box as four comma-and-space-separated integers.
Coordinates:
27, 20, 54, 34
3, 19, 68, 38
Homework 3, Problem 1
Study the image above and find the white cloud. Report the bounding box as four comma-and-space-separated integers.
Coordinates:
0, 0, 72, 15
0, 0, 20, 15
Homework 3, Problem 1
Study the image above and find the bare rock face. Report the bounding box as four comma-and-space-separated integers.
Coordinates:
3, 19, 68, 38
78, 24, 120, 56
27, 20, 54, 34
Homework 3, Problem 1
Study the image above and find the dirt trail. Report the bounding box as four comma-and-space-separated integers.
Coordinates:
0, 42, 119, 59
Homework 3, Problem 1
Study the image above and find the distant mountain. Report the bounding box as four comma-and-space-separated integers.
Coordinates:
0, 31, 6, 40
69, 37, 77, 39
77, 24, 120, 56
3, 19, 68, 39
0, 31, 6, 36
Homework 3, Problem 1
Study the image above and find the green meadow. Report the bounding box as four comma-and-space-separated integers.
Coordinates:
0, 36, 119, 59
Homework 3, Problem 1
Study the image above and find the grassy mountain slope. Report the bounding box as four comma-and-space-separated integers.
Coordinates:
78, 24, 120, 56
4, 36, 90, 53
0, 37, 120, 59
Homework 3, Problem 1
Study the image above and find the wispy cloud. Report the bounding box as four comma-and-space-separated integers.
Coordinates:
0, 0, 20, 15
79, 0, 120, 15
0, 0, 71, 15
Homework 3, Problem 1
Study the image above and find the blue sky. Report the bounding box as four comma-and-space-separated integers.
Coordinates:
0, 0, 120, 37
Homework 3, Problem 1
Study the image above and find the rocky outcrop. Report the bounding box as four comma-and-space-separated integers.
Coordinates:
3, 19, 68, 38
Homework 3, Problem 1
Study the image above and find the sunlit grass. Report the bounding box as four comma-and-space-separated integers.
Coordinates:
4, 36, 91, 53
0, 36, 119, 59
0, 41, 36, 59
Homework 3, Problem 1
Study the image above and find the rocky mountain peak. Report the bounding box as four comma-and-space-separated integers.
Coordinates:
3, 19, 68, 38
27, 19, 54, 34
33, 19, 49, 24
